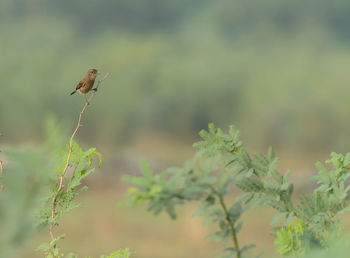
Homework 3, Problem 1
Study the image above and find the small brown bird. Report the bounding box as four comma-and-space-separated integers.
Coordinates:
70, 69, 99, 102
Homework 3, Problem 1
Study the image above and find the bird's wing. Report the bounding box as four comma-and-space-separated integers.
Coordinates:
75, 80, 84, 90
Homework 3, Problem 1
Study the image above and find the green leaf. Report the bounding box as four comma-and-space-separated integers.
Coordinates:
275, 227, 293, 255
280, 183, 290, 191
205, 231, 227, 242
240, 243, 256, 253
122, 175, 150, 188
101, 248, 131, 258
344, 153, 350, 167
235, 221, 243, 234
268, 147, 275, 161
222, 247, 237, 256
270, 212, 287, 225
93, 151, 103, 167
283, 170, 291, 183
36, 242, 49, 251
228, 203, 242, 222
140, 158, 153, 183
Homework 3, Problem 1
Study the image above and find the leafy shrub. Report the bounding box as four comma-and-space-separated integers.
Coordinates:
123, 123, 350, 257
0, 77, 131, 257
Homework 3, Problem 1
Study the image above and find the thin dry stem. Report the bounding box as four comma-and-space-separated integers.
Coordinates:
49, 72, 110, 242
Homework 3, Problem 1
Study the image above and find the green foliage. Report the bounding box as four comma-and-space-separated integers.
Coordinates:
36, 235, 130, 258
100, 248, 132, 258
123, 123, 350, 257
274, 220, 308, 256
34, 114, 130, 257
37, 141, 102, 231
123, 124, 253, 257
0, 97, 130, 257
36, 234, 75, 258
37, 235, 130, 258
0, 146, 51, 257
2, 117, 128, 257
305, 233, 350, 258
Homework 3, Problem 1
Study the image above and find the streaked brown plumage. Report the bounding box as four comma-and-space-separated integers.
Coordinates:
70, 69, 99, 96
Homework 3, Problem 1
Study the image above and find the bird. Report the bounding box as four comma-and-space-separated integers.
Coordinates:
70, 68, 99, 102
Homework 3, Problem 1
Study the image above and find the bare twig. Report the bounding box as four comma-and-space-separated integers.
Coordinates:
49, 72, 110, 242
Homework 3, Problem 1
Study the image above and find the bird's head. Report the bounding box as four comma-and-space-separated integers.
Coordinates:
88, 68, 99, 79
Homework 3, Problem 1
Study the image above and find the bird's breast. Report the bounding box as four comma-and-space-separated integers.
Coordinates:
78, 80, 95, 94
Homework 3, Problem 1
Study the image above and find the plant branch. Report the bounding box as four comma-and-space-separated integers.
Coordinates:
218, 194, 241, 258
49, 72, 110, 242
208, 185, 241, 258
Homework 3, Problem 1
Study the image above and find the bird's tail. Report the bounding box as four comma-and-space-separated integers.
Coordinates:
70, 90, 76, 95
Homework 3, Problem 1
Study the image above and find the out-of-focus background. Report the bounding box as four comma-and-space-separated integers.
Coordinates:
1, 0, 350, 257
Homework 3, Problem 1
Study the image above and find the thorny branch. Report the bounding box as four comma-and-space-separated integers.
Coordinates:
49, 72, 110, 242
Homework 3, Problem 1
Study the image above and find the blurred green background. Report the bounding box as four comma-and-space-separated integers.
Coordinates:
2, 0, 350, 257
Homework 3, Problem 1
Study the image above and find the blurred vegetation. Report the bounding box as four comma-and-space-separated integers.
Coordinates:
0, 146, 50, 257
123, 123, 350, 257
1, 0, 350, 153
2, 2, 350, 255
0, 116, 128, 257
